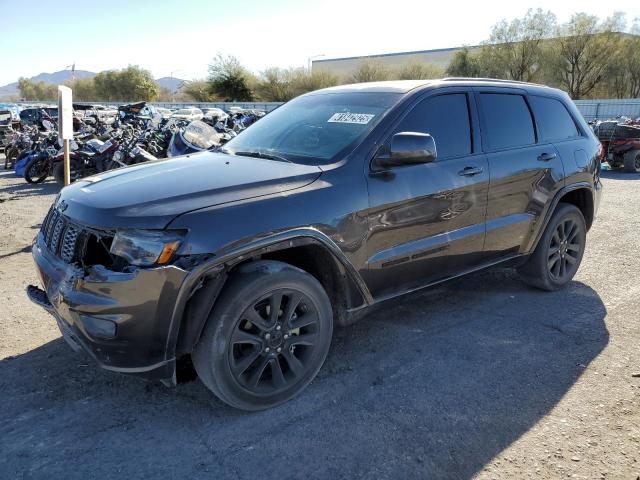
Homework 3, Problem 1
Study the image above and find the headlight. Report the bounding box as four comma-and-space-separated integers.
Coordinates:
110, 229, 184, 266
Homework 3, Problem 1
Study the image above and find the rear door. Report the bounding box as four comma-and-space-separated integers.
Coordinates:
475, 88, 565, 257
364, 90, 489, 299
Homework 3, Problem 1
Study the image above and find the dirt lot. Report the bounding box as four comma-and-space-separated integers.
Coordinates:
0, 163, 638, 479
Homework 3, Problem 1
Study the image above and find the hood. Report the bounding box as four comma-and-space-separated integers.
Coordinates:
59, 152, 322, 229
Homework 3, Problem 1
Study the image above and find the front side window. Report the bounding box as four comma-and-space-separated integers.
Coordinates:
479, 93, 535, 150
393, 93, 472, 159
529, 95, 580, 142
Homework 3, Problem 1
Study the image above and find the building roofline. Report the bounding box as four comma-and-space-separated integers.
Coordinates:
314, 45, 477, 63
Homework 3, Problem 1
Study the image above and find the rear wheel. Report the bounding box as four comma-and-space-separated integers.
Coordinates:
24, 156, 49, 183
623, 150, 640, 173
192, 261, 333, 411
517, 203, 586, 291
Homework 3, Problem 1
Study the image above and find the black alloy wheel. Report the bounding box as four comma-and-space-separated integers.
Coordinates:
193, 261, 333, 410
229, 289, 320, 394
517, 203, 586, 291
547, 217, 582, 282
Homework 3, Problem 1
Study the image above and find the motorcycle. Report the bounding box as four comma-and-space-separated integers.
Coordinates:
167, 120, 222, 157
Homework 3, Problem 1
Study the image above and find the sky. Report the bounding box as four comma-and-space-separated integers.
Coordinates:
0, 0, 638, 86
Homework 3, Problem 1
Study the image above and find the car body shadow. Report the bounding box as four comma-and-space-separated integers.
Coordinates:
0, 268, 608, 479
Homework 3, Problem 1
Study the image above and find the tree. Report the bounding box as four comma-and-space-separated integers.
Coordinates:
546, 13, 623, 99
93, 66, 159, 101
479, 9, 557, 81
67, 77, 97, 101
291, 69, 338, 94
17, 78, 57, 101
396, 62, 444, 80
446, 48, 481, 77
208, 54, 254, 101
256, 67, 296, 101
351, 60, 389, 83
182, 79, 217, 102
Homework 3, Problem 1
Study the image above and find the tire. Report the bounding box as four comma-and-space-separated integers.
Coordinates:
517, 203, 586, 291
192, 261, 333, 411
52, 162, 65, 186
24, 156, 49, 183
623, 150, 640, 173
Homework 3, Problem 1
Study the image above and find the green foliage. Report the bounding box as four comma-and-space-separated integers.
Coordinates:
93, 65, 159, 101
351, 60, 389, 83
396, 62, 444, 80
545, 13, 623, 99
479, 9, 557, 81
17, 78, 57, 101
255, 68, 338, 101
446, 48, 481, 77
182, 79, 217, 102
208, 54, 254, 101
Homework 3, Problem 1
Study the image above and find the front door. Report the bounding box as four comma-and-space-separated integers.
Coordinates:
364, 91, 489, 299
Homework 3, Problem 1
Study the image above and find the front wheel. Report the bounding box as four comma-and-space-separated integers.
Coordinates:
517, 203, 586, 291
192, 261, 333, 411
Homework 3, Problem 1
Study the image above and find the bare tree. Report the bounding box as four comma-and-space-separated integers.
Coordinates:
547, 13, 624, 99
479, 9, 557, 81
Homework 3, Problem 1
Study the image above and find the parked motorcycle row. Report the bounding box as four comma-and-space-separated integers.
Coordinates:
0, 102, 266, 186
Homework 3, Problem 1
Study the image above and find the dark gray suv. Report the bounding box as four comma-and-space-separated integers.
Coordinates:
28, 79, 602, 410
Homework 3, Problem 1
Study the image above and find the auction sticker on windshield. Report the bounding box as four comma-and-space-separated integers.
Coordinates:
328, 112, 375, 124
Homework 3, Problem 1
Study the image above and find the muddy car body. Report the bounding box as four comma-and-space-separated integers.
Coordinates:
29, 79, 603, 410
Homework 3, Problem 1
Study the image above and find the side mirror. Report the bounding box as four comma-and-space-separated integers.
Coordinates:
373, 132, 437, 170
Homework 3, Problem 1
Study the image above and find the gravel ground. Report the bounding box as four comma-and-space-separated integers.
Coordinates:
0, 163, 638, 479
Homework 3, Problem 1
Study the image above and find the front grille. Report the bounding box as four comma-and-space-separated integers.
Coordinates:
40, 206, 85, 263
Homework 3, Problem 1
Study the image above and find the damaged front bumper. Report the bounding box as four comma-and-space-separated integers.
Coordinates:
28, 234, 189, 382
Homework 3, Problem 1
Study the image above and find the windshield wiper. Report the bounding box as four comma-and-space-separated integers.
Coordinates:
222, 148, 292, 163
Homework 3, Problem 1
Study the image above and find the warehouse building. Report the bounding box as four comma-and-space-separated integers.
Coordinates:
311, 46, 472, 80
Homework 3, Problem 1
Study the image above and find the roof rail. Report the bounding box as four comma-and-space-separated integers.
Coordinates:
442, 77, 545, 86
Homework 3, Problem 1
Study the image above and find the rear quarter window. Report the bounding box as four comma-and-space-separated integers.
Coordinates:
529, 95, 580, 142
479, 93, 535, 150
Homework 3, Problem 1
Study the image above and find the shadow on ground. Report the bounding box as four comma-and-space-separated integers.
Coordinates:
0, 176, 59, 199
600, 169, 640, 181
0, 268, 608, 479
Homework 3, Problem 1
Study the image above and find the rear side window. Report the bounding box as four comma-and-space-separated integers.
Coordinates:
394, 93, 471, 158
529, 96, 580, 142
479, 94, 535, 150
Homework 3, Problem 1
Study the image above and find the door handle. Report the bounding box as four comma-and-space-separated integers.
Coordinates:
537, 152, 557, 162
458, 166, 483, 176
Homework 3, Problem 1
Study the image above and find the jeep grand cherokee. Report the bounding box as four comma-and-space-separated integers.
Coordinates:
28, 79, 602, 410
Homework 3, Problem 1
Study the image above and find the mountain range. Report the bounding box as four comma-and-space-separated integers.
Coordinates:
0, 70, 186, 98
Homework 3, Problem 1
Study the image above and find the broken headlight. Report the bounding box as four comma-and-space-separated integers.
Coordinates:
110, 229, 184, 266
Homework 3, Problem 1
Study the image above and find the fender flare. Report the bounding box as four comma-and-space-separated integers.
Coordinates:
163, 228, 372, 367
527, 182, 593, 253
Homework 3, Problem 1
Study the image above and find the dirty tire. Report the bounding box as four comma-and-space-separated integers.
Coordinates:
623, 150, 640, 173
517, 203, 586, 291
192, 261, 333, 411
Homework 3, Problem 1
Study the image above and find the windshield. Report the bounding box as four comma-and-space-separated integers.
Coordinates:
223, 92, 401, 164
